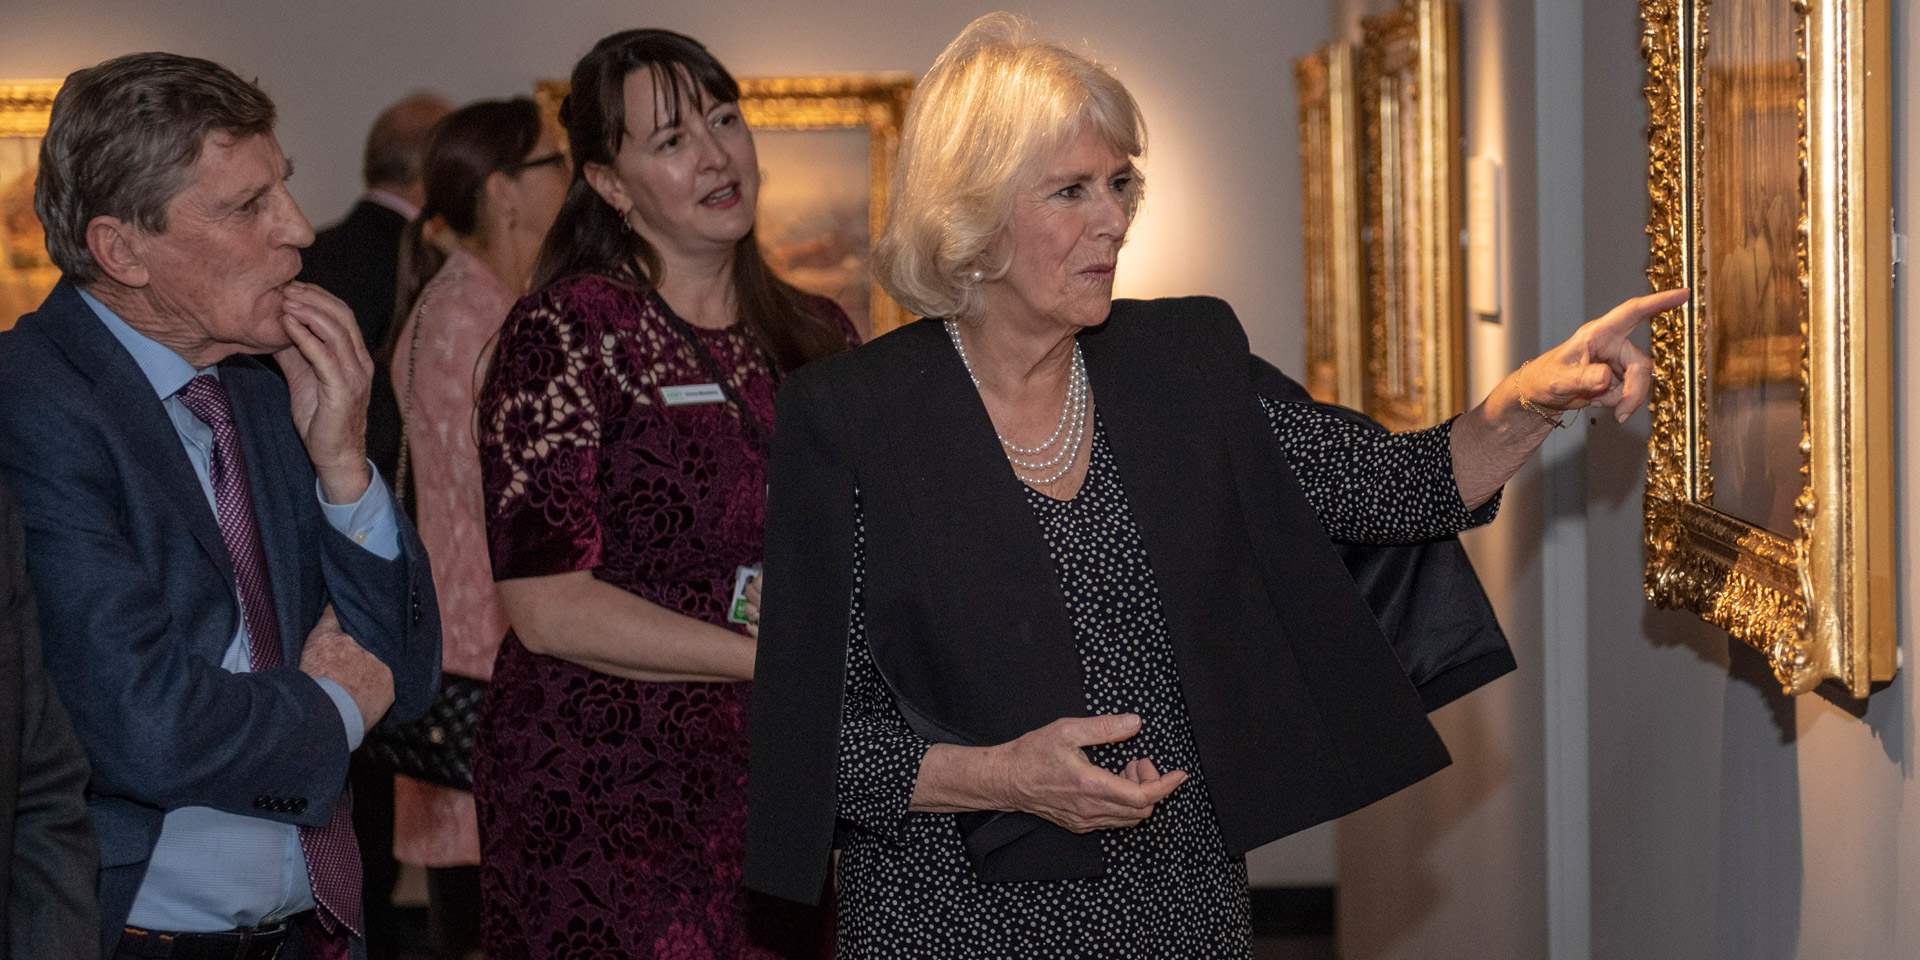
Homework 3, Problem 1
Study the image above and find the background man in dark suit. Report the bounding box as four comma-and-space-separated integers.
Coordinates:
294, 92, 449, 959
297, 92, 449, 481
1, 478, 97, 959
0, 53, 440, 960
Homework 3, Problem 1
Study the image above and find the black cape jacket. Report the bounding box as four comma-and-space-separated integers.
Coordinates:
745, 297, 1511, 904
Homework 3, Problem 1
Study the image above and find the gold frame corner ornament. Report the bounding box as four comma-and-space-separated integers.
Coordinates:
1639, 0, 1894, 698
534, 73, 915, 338
1359, 0, 1465, 433
1296, 43, 1366, 408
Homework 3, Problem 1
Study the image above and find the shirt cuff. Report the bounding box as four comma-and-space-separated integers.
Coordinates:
316, 463, 400, 560
313, 678, 366, 751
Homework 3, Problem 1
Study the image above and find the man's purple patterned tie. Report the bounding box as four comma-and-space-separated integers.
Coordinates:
175, 375, 362, 950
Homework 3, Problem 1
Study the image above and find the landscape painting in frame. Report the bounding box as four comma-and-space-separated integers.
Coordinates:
1640, 0, 1894, 698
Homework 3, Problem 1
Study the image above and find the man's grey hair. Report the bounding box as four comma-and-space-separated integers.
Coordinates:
34, 52, 277, 286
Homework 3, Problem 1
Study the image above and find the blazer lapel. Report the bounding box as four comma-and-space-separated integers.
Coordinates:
1078, 307, 1243, 576
35, 285, 238, 604
862, 320, 1085, 742
1077, 309, 1266, 708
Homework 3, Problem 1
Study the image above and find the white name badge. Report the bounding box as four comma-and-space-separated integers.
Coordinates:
660, 383, 727, 406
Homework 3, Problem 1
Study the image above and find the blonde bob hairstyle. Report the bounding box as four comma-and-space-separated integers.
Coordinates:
874, 13, 1146, 323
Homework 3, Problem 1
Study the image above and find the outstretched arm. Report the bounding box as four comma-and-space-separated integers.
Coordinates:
1450, 288, 1689, 508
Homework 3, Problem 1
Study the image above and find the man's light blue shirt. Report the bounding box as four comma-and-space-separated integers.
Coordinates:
79, 288, 399, 931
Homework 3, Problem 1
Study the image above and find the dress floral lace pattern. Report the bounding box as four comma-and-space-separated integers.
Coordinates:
474, 272, 852, 959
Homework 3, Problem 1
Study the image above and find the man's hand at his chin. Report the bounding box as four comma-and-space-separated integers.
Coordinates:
274, 281, 373, 504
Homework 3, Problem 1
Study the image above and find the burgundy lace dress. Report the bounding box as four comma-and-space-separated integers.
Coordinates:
473, 272, 852, 959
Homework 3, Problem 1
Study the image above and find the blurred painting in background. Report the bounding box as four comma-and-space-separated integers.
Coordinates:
0, 82, 60, 332
754, 127, 873, 337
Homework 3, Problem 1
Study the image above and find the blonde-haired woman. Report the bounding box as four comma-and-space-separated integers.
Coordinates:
746, 13, 1684, 957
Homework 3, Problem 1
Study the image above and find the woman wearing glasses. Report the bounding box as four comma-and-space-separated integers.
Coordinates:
386, 97, 569, 959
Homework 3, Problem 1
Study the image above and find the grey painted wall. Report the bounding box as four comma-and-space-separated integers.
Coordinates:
1585, 0, 1920, 956
0, 0, 1339, 886
1334, 0, 1553, 955
1345, 0, 1920, 956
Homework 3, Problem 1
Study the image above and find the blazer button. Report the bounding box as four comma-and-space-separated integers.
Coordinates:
290, 798, 308, 814
253, 796, 271, 810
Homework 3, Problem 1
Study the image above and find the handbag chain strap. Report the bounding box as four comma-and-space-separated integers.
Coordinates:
394, 285, 434, 498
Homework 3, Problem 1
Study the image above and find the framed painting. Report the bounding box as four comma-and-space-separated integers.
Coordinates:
1295, 43, 1365, 407
1641, 0, 1894, 697
0, 81, 60, 332
536, 73, 914, 340
1358, 0, 1463, 432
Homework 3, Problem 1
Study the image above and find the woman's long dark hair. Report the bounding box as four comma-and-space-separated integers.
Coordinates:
387, 97, 545, 357
533, 28, 849, 374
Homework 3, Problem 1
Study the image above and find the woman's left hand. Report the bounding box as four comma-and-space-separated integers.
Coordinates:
1516, 288, 1690, 423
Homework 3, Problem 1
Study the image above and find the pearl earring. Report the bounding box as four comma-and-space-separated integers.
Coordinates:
968, 268, 984, 283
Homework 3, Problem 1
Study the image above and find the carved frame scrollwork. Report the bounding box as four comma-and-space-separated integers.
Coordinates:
1640, 0, 1893, 697
1358, 0, 1464, 433
1296, 44, 1366, 408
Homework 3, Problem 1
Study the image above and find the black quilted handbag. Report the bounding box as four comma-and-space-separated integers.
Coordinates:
363, 292, 489, 792
362, 672, 487, 791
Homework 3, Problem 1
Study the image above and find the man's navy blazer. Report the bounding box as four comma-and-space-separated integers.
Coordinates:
0, 281, 441, 956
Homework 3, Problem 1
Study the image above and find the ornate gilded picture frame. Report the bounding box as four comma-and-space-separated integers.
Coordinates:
0, 81, 61, 331
1640, 0, 1893, 697
1295, 43, 1366, 407
1358, 0, 1463, 432
536, 74, 914, 339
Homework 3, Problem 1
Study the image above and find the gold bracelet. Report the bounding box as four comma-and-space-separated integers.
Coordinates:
1517, 360, 1570, 429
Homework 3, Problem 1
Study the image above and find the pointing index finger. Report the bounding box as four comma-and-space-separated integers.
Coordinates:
1599, 288, 1691, 335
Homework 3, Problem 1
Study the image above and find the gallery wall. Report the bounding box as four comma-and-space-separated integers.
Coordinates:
0, 0, 1325, 371
1581, 0, 1920, 955
1328, 0, 1552, 956
1340, 0, 1920, 956
0, 0, 1338, 886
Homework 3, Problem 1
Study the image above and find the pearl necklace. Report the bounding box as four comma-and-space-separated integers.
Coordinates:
945, 320, 1090, 486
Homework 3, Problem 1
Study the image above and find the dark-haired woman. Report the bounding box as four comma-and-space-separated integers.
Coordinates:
472, 29, 855, 959
387, 98, 568, 960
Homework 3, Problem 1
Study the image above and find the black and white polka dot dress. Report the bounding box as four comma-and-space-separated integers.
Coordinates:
833, 399, 1489, 959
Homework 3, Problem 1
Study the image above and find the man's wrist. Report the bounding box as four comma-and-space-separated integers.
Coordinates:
315, 458, 372, 505
312, 676, 368, 749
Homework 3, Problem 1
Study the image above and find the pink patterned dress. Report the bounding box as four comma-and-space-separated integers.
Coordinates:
389, 249, 513, 866
473, 272, 851, 959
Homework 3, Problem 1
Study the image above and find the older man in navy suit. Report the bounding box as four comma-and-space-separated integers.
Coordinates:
0, 53, 440, 960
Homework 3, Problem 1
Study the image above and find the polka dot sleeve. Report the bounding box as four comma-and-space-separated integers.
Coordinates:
835, 498, 932, 843
1260, 398, 1501, 544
